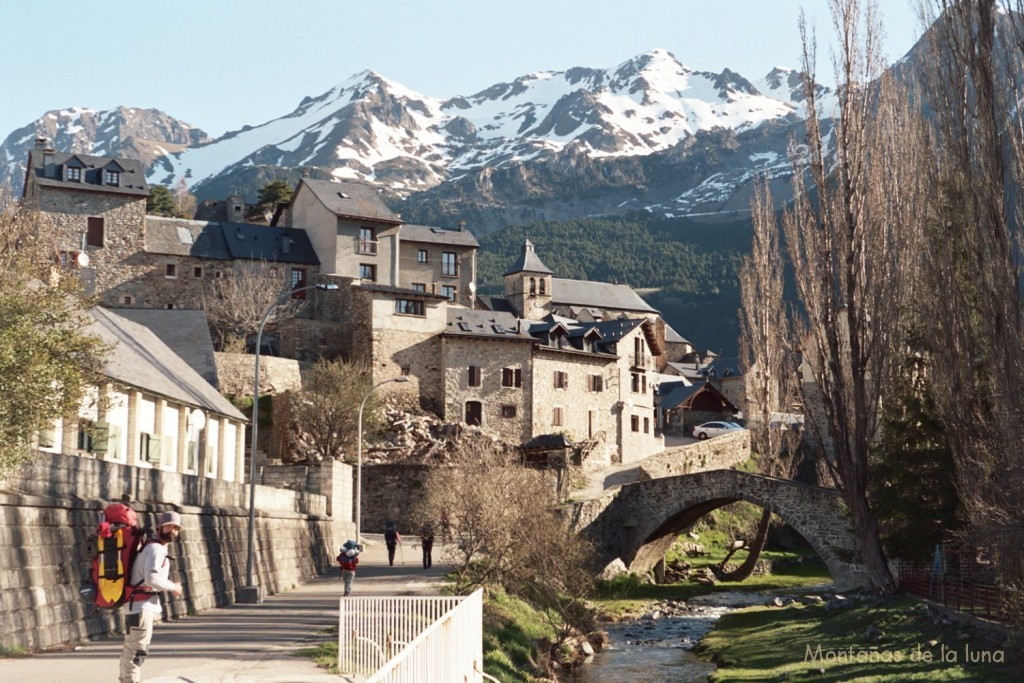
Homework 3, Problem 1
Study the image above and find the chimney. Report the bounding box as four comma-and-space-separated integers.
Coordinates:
458, 220, 466, 232
35, 137, 48, 149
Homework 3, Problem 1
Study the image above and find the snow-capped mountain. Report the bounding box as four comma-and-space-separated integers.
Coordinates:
145, 50, 826, 208
0, 107, 209, 198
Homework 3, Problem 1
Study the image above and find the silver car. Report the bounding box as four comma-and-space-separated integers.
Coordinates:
694, 421, 742, 440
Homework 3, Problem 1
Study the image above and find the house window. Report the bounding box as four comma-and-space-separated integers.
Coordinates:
554, 370, 568, 389
441, 285, 456, 301
104, 170, 120, 186
529, 278, 536, 296
57, 251, 79, 269
411, 283, 426, 292
358, 226, 377, 255
539, 278, 546, 295
417, 249, 428, 263
86, 217, 104, 247
441, 251, 458, 276
165, 263, 177, 278
65, 165, 81, 182
501, 405, 517, 418
468, 366, 482, 387
631, 415, 640, 432
291, 267, 307, 298
631, 372, 641, 393
123, 295, 133, 305
166, 303, 176, 310
553, 407, 564, 427
359, 263, 377, 281
193, 266, 203, 278
644, 417, 650, 434
502, 367, 522, 388
395, 299, 425, 316
588, 374, 604, 392
139, 433, 163, 465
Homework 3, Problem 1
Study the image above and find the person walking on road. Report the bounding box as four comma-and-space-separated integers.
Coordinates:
419, 523, 435, 569
384, 520, 401, 566
338, 539, 360, 596
119, 510, 183, 683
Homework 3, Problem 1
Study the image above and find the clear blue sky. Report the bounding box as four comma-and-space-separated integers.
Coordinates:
4, 0, 923, 139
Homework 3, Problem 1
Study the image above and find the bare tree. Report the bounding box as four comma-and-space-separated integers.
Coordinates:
287, 359, 376, 463
727, 180, 802, 581
914, 0, 1024, 592
780, 0, 929, 593
203, 261, 294, 348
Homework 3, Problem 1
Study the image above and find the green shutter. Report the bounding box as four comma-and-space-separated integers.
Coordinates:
91, 422, 110, 453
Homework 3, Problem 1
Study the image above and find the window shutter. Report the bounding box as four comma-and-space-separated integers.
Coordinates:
91, 422, 110, 453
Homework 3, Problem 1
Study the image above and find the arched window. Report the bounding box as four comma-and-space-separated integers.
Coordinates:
529, 278, 536, 296
539, 278, 546, 295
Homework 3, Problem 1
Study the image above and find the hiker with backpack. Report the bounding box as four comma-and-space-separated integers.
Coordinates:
419, 523, 435, 569
337, 539, 360, 596
119, 510, 183, 683
384, 520, 401, 566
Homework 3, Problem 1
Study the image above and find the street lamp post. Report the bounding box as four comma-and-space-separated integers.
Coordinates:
355, 376, 409, 546
236, 281, 338, 605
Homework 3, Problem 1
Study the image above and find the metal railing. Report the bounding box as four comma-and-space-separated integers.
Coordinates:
339, 590, 485, 682
896, 560, 1014, 623
357, 238, 379, 255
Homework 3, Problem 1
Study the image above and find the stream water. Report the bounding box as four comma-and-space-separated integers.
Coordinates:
568, 591, 812, 683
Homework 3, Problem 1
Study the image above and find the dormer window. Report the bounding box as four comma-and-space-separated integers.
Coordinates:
104, 170, 120, 186
65, 166, 81, 182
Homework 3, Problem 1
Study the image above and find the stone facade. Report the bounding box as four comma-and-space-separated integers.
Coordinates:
0, 452, 337, 652
569, 469, 869, 591
441, 336, 535, 443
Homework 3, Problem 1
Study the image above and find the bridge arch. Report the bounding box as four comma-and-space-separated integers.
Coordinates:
570, 469, 870, 591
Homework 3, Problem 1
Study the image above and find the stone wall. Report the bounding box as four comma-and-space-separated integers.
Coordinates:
442, 336, 534, 443
0, 452, 337, 652
636, 430, 750, 480
358, 464, 558, 535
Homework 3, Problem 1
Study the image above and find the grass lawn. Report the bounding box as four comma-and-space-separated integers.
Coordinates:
698, 596, 1018, 682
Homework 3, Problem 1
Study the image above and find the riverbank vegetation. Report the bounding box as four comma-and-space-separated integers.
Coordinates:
697, 596, 1019, 681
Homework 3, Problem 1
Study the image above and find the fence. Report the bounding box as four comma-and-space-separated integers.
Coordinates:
895, 544, 1016, 623
339, 590, 487, 682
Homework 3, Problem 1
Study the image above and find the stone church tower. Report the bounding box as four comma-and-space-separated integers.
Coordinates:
504, 239, 553, 320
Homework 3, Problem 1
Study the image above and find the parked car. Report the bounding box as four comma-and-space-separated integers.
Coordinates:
693, 421, 743, 440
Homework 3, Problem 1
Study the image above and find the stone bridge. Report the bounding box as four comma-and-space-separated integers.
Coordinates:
569, 469, 870, 591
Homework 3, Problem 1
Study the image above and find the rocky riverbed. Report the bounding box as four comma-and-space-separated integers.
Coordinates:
569, 588, 835, 683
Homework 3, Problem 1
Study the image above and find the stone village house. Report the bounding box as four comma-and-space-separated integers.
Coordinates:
24, 141, 702, 468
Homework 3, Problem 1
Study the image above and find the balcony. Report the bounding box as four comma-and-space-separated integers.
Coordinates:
357, 238, 378, 255
631, 353, 650, 370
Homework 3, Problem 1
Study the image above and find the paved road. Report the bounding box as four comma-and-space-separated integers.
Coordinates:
0, 535, 442, 683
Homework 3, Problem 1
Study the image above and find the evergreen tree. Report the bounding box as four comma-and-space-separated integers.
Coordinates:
147, 184, 176, 216
256, 180, 293, 211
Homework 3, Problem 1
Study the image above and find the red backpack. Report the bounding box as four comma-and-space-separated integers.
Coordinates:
85, 503, 157, 609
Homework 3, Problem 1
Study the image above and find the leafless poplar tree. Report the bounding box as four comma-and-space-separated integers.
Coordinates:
729, 180, 803, 582
287, 358, 376, 463
914, 0, 1024, 590
781, 0, 928, 593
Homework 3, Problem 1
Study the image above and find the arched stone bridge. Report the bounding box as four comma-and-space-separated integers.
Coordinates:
569, 469, 870, 591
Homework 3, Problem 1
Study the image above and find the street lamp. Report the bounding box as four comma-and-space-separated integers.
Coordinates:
236, 281, 338, 605
355, 376, 410, 545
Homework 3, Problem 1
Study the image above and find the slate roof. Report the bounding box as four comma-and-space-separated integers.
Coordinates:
552, 278, 658, 314
504, 239, 553, 276
522, 434, 572, 450
145, 217, 319, 264
113, 309, 220, 389
658, 382, 702, 411
475, 295, 516, 314
358, 282, 449, 300
664, 323, 690, 344
702, 356, 742, 379
220, 222, 319, 264
401, 224, 479, 248
445, 309, 533, 341
145, 217, 231, 259
298, 179, 401, 224
87, 307, 245, 421
25, 149, 150, 197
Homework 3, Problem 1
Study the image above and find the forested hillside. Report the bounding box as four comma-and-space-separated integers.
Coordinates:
476, 214, 751, 355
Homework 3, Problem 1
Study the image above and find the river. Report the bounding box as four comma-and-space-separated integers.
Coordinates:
568, 591, 798, 683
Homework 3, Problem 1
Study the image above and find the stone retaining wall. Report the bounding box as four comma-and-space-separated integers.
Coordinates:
0, 452, 338, 652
